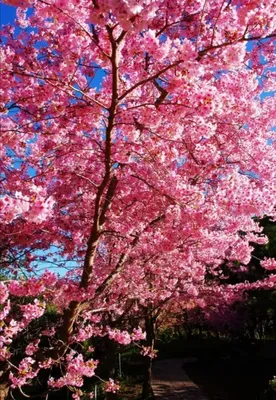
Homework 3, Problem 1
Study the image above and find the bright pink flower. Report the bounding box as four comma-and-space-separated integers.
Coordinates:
131, 327, 146, 341
25, 339, 40, 356
20, 299, 45, 322
261, 258, 276, 270
140, 346, 158, 359
105, 379, 120, 393
0, 283, 8, 304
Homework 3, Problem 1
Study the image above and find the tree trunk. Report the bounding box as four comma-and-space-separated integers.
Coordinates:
142, 314, 156, 400
176, 325, 183, 339
0, 385, 9, 400
103, 338, 118, 400
0, 362, 9, 400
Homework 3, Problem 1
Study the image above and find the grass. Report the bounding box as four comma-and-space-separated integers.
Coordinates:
117, 376, 144, 400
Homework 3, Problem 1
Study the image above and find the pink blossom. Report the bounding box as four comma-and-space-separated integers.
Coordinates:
0, 282, 8, 304
140, 346, 158, 359
131, 327, 146, 341
48, 353, 98, 389
25, 339, 40, 356
20, 299, 45, 322
261, 258, 276, 271
187, 286, 199, 297
10, 357, 38, 388
41, 327, 56, 337
38, 358, 54, 369
105, 379, 120, 393
108, 329, 132, 345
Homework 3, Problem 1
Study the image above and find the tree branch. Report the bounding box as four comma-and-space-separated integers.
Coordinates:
197, 33, 276, 60
118, 61, 182, 101
94, 214, 165, 297
153, 79, 169, 108
99, 175, 118, 226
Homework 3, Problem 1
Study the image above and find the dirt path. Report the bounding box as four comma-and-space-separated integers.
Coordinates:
152, 358, 209, 400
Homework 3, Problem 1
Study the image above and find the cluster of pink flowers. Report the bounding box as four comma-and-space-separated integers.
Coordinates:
49, 352, 98, 389
20, 299, 46, 323
9, 279, 44, 297
131, 327, 146, 341
0, 190, 55, 225
0, 344, 10, 361
107, 327, 146, 344
4, 319, 20, 341
38, 357, 54, 369
25, 339, 40, 356
9, 357, 38, 388
41, 327, 56, 337
0, 300, 10, 320
72, 390, 94, 400
75, 325, 95, 342
105, 378, 120, 393
0, 282, 9, 304
28, 195, 55, 224
140, 346, 158, 359
261, 258, 276, 270
0, 192, 30, 223
10, 271, 57, 298
107, 328, 132, 345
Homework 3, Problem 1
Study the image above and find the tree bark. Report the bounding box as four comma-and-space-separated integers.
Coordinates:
0, 363, 9, 400
52, 26, 123, 361
0, 386, 9, 400
141, 314, 156, 400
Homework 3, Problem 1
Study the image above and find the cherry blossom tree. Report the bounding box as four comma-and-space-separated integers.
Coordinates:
1, 0, 276, 398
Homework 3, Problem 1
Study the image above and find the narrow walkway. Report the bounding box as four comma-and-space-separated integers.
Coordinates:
152, 358, 209, 400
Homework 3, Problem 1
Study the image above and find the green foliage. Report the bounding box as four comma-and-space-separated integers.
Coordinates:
45, 303, 58, 315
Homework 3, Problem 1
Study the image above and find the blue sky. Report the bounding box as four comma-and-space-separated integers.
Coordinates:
1, 3, 16, 26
